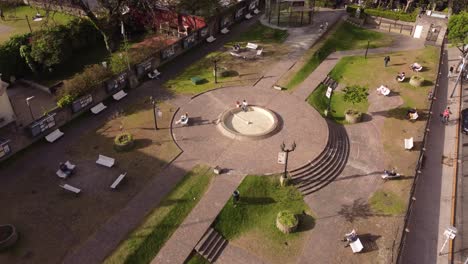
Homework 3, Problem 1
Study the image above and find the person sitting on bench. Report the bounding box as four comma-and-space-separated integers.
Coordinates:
407, 108, 418, 120
343, 229, 358, 247
232, 43, 241, 52
59, 162, 73, 177
175, 112, 189, 126
410, 63, 423, 72
396, 72, 406, 82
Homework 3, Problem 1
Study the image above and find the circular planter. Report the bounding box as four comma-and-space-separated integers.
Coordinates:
409, 76, 424, 87
0, 225, 18, 250
276, 211, 298, 234
114, 133, 134, 151
345, 109, 363, 124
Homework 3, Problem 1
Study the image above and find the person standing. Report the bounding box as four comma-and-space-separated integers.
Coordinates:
384, 56, 391, 67
232, 190, 240, 206
442, 107, 452, 124
241, 99, 248, 112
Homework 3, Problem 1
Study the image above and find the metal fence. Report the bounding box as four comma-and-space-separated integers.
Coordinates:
395, 35, 446, 264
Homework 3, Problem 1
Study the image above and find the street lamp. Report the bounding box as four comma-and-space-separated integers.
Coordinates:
149, 96, 159, 130
26, 96, 35, 122
120, 6, 131, 71
212, 58, 219, 84
280, 141, 296, 186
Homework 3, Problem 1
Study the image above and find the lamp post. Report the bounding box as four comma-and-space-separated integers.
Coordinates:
365, 40, 370, 59
26, 96, 35, 122
280, 141, 296, 186
121, 21, 131, 71
212, 58, 219, 84
149, 96, 159, 130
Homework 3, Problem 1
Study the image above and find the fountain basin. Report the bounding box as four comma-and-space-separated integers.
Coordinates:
217, 106, 279, 140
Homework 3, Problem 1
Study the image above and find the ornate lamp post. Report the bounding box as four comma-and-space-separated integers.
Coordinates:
212, 58, 219, 84
149, 96, 159, 130
280, 141, 296, 186
26, 96, 35, 122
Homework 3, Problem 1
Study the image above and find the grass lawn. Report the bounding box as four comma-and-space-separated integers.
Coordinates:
213, 175, 313, 264
369, 190, 406, 215
164, 22, 288, 95
104, 165, 215, 264
307, 84, 369, 123
281, 21, 393, 90
0, 5, 74, 43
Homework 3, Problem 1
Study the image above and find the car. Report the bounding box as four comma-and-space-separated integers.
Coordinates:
462, 108, 468, 134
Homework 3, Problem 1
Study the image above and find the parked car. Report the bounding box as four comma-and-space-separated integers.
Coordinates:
462, 108, 468, 134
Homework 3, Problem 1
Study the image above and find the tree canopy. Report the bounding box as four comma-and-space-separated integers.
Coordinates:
448, 11, 468, 54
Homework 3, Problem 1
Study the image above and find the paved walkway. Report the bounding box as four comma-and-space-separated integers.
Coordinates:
400, 46, 462, 264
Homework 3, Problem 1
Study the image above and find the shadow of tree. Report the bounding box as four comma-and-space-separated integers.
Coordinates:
338, 198, 390, 222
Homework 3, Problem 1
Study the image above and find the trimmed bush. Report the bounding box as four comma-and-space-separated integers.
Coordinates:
409, 75, 424, 87
365, 8, 417, 22
114, 133, 135, 151
345, 109, 363, 123
276, 211, 298, 234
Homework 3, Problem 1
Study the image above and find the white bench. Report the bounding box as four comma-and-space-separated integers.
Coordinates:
409, 112, 419, 121
253, 8, 260, 14
245, 13, 253, 19
96, 154, 115, 167
90, 103, 107, 114
60, 184, 81, 194
113, 90, 127, 101
111, 172, 127, 189
148, 69, 161, 79
56, 161, 76, 179
45, 129, 64, 143
246, 42, 258, 50
404, 137, 414, 150
221, 27, 229, 34
256, 49, 263, 56
206, 36, 216, 43
350, 238, 364, 253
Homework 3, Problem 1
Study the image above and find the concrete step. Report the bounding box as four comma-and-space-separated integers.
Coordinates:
195, 228, 215, 253
194, 227, 228, 263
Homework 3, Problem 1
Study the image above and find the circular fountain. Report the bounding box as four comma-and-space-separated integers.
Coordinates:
217, 106, 279, 140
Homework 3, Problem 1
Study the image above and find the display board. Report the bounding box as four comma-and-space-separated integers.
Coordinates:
161, 45, 176, 60
71, 94, 93, 113
183, 33, 197, 49
136, 58, 155, 78
0, 138, 11, 159
106, 72, 128, 93
29, 114, 56, 137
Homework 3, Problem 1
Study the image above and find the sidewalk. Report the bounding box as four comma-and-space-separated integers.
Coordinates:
400, 46, 461, 264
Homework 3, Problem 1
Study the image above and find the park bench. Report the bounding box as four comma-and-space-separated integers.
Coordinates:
256, 49, 263, 56
206, 36, 216, 43
148, 69, 161, 79
245, 13, 253, 19
246, 42, 258, 50
253, 9, 260, 14
404, 137, 414, 150
221, 27, 230, 34
59, 184, 81, 194
191, 76, 204, 85
113, 90, 127, 101
110, 172, 127, 189
350, 238, 364, 253
90, 103, 107, 114
96, 154, 115, 168
45, 129, 64, 143
56, 161, 76, 179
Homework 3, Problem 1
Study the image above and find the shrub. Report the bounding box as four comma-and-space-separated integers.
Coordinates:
409, 75, 424, 87
346, 5, 365, 19
114, 132, 135, 151
276, 210, 298, 234
57, 94, 76, 108
57, 64, 112, 106
30, 25, 72, 71
0, 33, 32, 79
343, 85, 369, 105
110, 52, 129, 74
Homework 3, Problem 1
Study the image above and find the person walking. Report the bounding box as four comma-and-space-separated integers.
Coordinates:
384, 56, 391, 67
442, 107, 452, 125
232, 190, 240, 206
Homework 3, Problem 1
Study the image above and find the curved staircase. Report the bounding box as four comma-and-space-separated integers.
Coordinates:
290, 120, 350, 195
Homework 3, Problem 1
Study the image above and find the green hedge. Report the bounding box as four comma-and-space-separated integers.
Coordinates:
346, 5, 417, 22
0, 33, 32, 80
365, 8, 417, 22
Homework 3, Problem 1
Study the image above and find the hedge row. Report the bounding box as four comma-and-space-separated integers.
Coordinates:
346, 5, 417, 22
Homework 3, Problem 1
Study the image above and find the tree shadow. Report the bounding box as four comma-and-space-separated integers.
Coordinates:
360, 113, 373, 123
160, 198, 188, 207
133, 138, 153, 150
422, 80, 434, 86
337, 198, 390, 223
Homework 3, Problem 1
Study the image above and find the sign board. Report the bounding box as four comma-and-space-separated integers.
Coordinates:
29, 114, 56, 137
161, 45, 176, 60
325, 87, 333, 98
106, 72, 128, 93
136, 58, 155, 78
183, 33, 197, 49
278, 151, 286, 164
0, 138, 11, 159
71, 94, 93, 113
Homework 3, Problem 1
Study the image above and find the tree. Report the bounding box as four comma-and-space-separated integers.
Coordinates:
30, 26, 71, 71
448, 11, 468, 55
343, 85, 369, 106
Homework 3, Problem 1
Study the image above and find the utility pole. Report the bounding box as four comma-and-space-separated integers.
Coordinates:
149, 96, 159, 130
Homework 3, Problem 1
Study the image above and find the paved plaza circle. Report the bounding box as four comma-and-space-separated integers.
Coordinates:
172, 86, 329, 175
